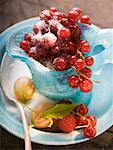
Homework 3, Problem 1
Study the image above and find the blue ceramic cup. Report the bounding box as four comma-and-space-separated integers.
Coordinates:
6, 23, 113, 104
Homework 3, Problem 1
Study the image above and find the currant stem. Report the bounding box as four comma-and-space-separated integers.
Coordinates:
77, 70, 100, 83
61, 18, 68, 22
77, 48, 84, 59
74, 112, 90, 126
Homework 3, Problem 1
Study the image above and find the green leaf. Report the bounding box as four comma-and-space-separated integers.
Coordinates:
40, 104, 77, 119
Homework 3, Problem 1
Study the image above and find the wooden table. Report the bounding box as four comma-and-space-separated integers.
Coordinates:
0, 0, 113, 149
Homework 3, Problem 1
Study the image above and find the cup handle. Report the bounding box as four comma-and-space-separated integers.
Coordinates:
88, 29, 113, 56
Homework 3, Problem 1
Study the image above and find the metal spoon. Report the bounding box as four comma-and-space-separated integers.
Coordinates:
0, 54, 32, 150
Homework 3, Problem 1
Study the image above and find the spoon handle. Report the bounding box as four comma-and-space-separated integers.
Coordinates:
17, 102, 32, 150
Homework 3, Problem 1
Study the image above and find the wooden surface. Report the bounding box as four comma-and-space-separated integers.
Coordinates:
0, 0, 113, 149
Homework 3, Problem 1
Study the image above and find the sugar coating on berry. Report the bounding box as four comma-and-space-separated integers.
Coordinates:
31, 31, 42, 41
42, 32, 57, 48
40, 10, 53, 21
49, 19, 63, 30
35, 20, 48, 30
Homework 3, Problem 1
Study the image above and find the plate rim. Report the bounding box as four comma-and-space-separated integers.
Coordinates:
0, 17, 113, 145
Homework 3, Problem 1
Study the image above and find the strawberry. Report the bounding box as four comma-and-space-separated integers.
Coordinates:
56, 114, 77, 133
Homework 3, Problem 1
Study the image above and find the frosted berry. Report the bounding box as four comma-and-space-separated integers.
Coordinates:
28, 47, 37, 60
40, 10, 53, 21
33, 24, 39, 34
54, 12, 67, 21
20, 40, 29, 52
24, 33, 34, 42
57, 28, 71, 40
42, 32, 57, 48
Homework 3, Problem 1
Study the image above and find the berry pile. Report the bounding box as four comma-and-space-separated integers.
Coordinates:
32, 100, 97, 138
56, 100, 96, 138
20, 7, 94, 93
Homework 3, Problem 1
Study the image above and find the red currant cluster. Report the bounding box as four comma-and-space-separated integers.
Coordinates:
40, 100, 97, 138
20, 7, 94, 93
57, 100, 97, 138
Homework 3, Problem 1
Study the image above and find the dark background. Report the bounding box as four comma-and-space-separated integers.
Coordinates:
0, 0, 113, 149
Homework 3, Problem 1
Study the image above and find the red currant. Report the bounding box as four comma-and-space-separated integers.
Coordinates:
86, 116, 97, 127
28, 47, 37, 60
33, 24, 39, 34
20, 40, 29, 52
72, 7, 82, 17
50, 7, 58, 13
63, 42, 74, 54
68, 76, 80, 88
76, 104, 88, 115
39, 47, 49, 58
83, 126, 96, 138
79, 79, 93, 93
50, 25, 58, 35
42, 32, 57, 48
58, 28, 71, 40
70, 25, 82, 40
80, 40, 90, 53
74, 59, 85, 70
85, 56, 94, 66
80, 15, 91, 25
41, 28, 47, 34
51, 45, 61, 55
54, 12, 67, 21
30, 38, 38, 47
68, 10, 80, 23
69, 55, 78, 66
24, 33, 33, 42
40, 10, 53, 21
80, 67, 92, 79
62, 19, 70, 27
53, 57, 68, 71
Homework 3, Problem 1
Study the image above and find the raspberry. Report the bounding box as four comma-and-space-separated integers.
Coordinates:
57, 114, 77, 133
